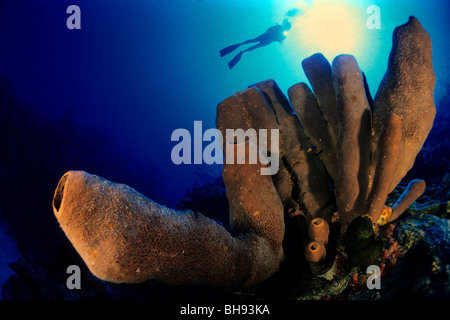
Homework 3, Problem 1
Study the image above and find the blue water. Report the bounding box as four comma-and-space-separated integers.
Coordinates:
0, 0, 449, 297
1, 0, 449, 205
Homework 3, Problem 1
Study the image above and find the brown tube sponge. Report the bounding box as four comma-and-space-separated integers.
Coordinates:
217, 81, 335, 274
366, 113, 402, 222
308, 218, 330, 245
305, 241, 326, 264
217, 81, 334, 223
250, 80, 334, 223
288, 82, 338, 181
216, 87, 278, 139
302, 53, 339, 145
373, 16, 436, 191
52, 16, 436, 287
222, 141, 285, 251
390, 179, 426, 222
332, 55, 372, 228
53, 168, 284, 289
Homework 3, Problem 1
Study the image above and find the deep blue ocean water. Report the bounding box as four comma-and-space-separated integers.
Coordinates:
0, 0, 449, 298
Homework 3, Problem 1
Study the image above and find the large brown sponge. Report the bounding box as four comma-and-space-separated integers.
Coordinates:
373, 16, 436, 192
288, 17, 434, 232
332, 54, 372, 224
217, 80, 334, 224
53, 167, 284, 289
217, 81, 336, 271
52, 16, 435, 288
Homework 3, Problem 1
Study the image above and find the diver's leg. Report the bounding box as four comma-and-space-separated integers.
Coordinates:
228, 51, 244, 69
227, 42, 268, 69
220, 43, 242, 57
220, 38, 259, 57
242, 42, 267, 53
241, 37, 261, 45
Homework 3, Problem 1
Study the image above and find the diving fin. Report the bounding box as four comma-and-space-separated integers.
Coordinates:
220, 43, 241, 57
228, 51, 243, 70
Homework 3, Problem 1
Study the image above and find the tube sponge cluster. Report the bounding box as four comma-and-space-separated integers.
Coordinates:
52, 17, 435, 288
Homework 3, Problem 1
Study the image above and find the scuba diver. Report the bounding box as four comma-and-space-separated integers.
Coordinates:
220, 19, 292, 69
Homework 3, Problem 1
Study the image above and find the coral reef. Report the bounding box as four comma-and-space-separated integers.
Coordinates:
52, 17, 436, 292
349, 214, 450, 300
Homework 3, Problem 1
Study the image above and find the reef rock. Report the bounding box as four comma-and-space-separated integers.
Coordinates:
350, 214, 450, 299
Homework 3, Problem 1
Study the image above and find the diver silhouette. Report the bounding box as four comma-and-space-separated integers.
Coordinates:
220, 19, 292, 69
